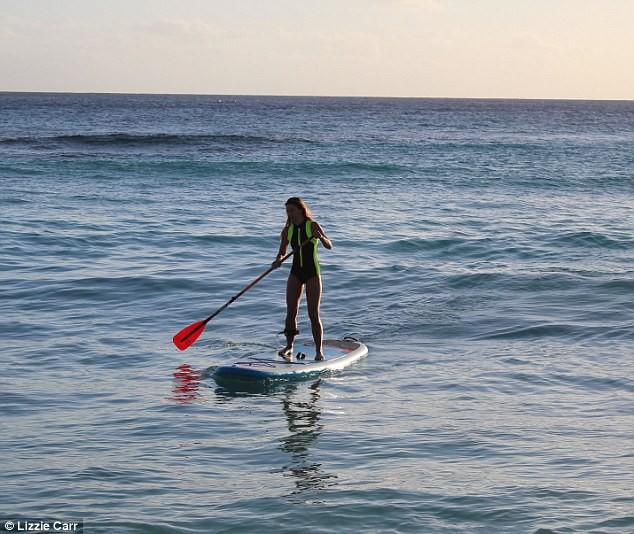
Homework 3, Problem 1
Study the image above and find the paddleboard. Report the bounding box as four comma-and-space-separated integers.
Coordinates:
213, 337, 368, 382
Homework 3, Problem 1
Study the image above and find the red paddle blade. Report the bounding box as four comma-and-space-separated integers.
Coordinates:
173, 320, 207, 351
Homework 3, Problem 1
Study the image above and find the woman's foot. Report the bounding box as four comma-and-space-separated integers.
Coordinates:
314, 353, 324, 361
278, 346, 293, 360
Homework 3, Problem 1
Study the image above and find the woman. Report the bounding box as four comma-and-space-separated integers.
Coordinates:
273, 197, 333, 361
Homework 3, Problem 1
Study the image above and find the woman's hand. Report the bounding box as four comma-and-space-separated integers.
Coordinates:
312, 222, 333, 250
272, 254, 284, 269
313, 226, 324, 239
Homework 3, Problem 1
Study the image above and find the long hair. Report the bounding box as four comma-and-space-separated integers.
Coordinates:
284, 197, 314, 227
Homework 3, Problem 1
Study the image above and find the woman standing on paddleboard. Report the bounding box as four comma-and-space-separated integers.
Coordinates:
273, 197, 332, 361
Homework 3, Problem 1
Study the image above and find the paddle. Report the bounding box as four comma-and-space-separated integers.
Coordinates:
173, 238, 313, 351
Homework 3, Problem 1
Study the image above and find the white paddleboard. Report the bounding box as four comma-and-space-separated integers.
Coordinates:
213, 338, 368, 382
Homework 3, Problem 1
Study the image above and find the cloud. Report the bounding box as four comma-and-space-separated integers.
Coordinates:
0, 14, 44, 39
135, 19, 232, 45
375, 0, 445, 13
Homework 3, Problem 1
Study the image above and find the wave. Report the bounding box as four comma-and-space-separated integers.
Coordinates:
3, 275, 227, 314
472, 314, 634, 341
0, 132, 317, 149
383, 237, 512, 259
545, 230, 634, 250
475, 323, 587, 341
1, 158, 413, 179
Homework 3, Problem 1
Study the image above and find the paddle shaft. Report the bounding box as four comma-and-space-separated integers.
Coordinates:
182, 237, 313, 342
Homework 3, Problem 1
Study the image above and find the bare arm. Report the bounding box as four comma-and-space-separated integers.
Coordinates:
312, 221, 333, 250
272, 227, 290, 267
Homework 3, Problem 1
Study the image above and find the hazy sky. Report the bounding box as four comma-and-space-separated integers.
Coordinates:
1, 0, 633, 99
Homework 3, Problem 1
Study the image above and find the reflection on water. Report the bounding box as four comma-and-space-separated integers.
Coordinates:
202, 373, 339, 495
171, 363, 201, 404
278, 380, 338, 496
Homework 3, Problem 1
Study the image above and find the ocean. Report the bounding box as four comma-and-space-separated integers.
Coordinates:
1, 93, 633, 533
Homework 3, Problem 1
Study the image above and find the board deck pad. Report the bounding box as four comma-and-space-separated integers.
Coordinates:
213, 338, 368, 382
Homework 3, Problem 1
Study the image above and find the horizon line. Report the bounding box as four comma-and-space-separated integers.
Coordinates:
1, 90, 632, 103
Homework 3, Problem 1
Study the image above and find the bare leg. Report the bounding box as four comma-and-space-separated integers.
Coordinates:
305, 276, 324, 360
281, 274, 303, 358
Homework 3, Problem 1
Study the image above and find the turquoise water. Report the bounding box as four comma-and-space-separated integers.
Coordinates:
1, 94, 633, 533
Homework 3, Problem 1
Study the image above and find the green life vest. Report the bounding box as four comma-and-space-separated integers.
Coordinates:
287, 219, 319, 273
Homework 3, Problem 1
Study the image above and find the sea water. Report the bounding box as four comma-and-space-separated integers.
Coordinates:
1, 93, 633, 533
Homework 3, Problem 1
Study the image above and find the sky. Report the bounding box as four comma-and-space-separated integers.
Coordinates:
1, 0, 633, 99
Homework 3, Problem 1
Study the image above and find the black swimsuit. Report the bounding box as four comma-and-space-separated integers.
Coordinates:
288, 220, 320, 284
